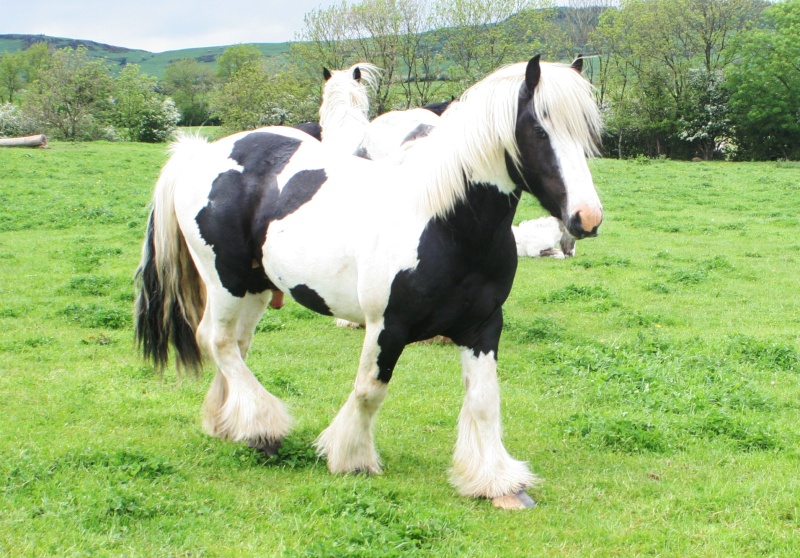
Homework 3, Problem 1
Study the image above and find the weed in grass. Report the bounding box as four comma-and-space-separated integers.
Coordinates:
540, 283, 611, 303
72, 245, 123, 272
289, 485, 457, 557
644, 282, 672, 294
65, 274, 115, 296
0, 306, 23, 318
687, 410, 780, 451
668, 268, 709, 285
574, 255, 631, 269
563, 414, 668, 453
265, 431, 322, 470
59, 302, 130, 329
266, 374, 304, 397
727, 335, 799, 372
503, 316, 562, 343
2, 335, 56, 352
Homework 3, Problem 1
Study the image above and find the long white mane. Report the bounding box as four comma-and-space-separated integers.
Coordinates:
402, 61, 603, 220
319, 62, 381, 156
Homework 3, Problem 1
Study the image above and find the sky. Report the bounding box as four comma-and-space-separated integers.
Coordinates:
1, 0, 343, 53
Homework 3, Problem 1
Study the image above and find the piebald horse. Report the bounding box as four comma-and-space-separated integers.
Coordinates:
135, 55, 603, 509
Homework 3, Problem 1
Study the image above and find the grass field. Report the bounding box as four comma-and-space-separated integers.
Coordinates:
0, 142, 798, 557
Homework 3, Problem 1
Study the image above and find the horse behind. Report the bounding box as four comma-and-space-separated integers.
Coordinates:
513, 216, 577, 258
135, 55, 603, 509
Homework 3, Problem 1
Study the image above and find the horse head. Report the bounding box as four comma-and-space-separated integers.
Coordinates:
509, 55, 603, 239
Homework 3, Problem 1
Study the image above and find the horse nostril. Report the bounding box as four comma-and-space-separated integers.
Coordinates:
568, 209, 602, 239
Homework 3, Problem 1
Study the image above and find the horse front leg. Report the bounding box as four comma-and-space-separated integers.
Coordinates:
450, 311, 539, 509
315, 319, 404, 474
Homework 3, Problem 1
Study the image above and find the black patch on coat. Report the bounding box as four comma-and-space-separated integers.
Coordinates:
290, 284, 333, 316
293, 121, 322, 141
401, 124, 435, 145
374, 183, 521, 382
195, 131, 327, 298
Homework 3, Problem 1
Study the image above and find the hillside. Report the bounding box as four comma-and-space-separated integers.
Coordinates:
0, 34, 291, 78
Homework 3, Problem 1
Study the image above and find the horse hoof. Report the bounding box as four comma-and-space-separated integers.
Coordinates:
492, 490, 536, 510
248, 439, 282, 458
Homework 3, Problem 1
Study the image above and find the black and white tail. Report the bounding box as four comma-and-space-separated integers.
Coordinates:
134, 134, 208, 372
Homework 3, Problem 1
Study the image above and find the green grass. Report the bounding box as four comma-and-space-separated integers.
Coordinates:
0, 145, 798, 556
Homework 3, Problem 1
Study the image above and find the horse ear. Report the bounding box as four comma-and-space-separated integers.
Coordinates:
323, 68, 332, 81
353, 66, 362, 81
571, 55, 584, 74
525, 55, 542, 93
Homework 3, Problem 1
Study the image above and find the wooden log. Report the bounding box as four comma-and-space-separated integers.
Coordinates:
0, 134, 48, 148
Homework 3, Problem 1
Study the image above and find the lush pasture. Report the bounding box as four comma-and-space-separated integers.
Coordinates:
0, 142, 798, 557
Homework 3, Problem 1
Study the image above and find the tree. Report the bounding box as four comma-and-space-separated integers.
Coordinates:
726, 0, 800, 160
0, 52, 25, 104
162, 59, 216, 125
0, 42, 52, 104
678, 69, 732, 160
216, 44, 264, 81
590, 0, 766, 158
396, 0, 447, 107
292, 1, 358, 80
110, 64, 179, 142
23, 47, 113, 140
21, 42, 51, 85
212, 61, 318, 131
434, 0, 559, 86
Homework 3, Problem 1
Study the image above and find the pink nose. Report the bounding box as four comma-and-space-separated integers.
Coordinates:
567, 205, 602, 238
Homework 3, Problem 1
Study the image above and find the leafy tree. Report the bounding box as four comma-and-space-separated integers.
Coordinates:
0, 43, 52, 104
216, 44, 264, 81
21, 42, 51, 85
726, 0, 800, 160
213, 61, 318, 131
110, 64, 179, 142
678, 69, 732, 160
23, 47, 113, 140
162, 59, 216, 125
0, 52, 25, 103
591, 0, 766, 158
396, 0, 448, 107
434, 0, 532, 84
292, 1, 358, 80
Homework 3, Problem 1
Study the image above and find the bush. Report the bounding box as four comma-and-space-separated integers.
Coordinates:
0, 102, 39, 137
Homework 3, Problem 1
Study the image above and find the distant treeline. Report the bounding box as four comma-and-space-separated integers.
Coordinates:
1, 0, 797, 160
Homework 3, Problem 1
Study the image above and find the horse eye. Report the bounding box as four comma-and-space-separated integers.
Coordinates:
533, 126, 548, 139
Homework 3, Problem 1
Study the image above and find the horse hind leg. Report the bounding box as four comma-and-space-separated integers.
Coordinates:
201, 287, 291, 453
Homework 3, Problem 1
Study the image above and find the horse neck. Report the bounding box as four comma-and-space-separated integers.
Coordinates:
320, 105, 369, 155
404, 103, 517, 221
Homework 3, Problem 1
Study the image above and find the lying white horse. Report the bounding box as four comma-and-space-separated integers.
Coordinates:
512, 216, 577, 258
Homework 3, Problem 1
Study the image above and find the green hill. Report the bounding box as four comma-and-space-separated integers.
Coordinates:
0, 34, 291, 78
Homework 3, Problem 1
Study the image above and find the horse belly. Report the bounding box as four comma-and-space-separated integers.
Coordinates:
263, 213, 364, 323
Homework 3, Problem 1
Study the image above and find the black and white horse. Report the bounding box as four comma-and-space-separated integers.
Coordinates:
135, 55, 603, 509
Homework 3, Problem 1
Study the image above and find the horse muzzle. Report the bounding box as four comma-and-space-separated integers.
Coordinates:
566, 206, 603, 239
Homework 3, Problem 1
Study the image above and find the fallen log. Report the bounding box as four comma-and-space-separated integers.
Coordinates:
0, 134, 48, 148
